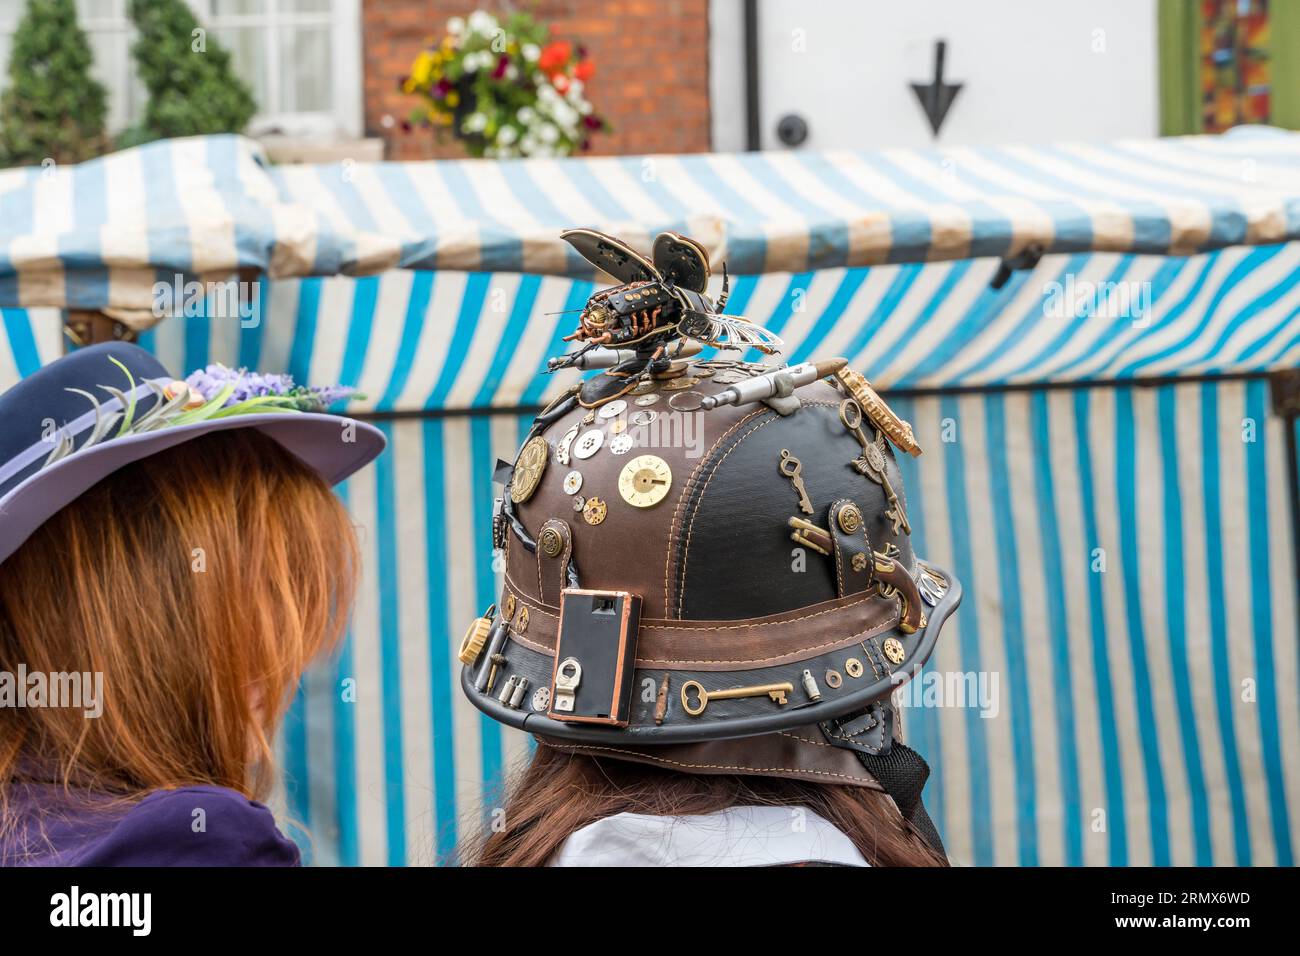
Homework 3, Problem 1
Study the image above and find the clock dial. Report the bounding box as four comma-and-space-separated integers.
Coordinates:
618, 455, 673, 508
510, 436, 549, 503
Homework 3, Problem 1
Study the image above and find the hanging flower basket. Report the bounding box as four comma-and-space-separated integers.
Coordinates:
403, 9, 608, 159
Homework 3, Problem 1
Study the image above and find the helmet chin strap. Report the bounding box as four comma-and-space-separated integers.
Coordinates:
819, 700, 946, 858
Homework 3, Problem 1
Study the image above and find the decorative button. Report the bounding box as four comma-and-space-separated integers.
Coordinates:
837, 503, 862, 535
539, 527, 564, 557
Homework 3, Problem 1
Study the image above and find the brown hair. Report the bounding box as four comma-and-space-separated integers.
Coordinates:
465, 743, 948, 867
0, 428, 358, 814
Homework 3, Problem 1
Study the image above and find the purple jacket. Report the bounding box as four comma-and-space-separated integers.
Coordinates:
1, 781, 300, 866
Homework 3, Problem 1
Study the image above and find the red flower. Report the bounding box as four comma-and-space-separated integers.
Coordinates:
538, 40, 571, 74
493, 54, 510, 79
574, 59, 595, 82
553, 73, 570, 93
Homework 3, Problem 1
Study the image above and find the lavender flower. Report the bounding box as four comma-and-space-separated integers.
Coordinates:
185, 364, 359, 411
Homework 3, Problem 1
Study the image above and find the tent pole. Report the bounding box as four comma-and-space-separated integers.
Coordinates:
1270, 369, 1300, 612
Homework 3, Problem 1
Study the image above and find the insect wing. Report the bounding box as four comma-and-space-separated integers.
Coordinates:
679, 311, 784, 355
652, 232, 711, 293
561, 228, 661, 284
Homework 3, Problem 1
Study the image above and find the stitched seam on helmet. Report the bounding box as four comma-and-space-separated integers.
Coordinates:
552, 743, 873, 783
863, 640, 883, 680
663, 407, 768, 619
499, 577, 891, 632
779, 730, 835, 749
677, 400, 842, 618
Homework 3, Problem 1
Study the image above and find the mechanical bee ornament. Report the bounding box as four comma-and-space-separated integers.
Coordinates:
548, 229, 785, 405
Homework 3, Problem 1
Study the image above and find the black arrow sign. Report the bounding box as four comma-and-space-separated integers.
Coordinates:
910, 40, 962, 137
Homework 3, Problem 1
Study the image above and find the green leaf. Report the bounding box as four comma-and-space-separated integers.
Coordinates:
107, 356, 139, 436
207, 396, 304, 419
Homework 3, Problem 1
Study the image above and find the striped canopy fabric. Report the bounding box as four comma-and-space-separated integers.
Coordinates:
2, 235, 1296, 866
3, 127, 1300, 322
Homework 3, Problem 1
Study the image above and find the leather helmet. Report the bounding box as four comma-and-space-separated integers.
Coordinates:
459, 349, 962, 851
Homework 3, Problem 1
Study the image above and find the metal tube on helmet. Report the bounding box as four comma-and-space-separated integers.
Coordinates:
700, 358, 847, 410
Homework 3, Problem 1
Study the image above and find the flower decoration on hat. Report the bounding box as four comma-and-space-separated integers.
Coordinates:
41, 357, 362, 470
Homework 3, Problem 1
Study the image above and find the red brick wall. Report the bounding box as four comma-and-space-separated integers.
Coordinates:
362, 0, 712, 159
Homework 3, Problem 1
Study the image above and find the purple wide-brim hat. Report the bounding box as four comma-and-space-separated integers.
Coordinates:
0, 343, 386, 567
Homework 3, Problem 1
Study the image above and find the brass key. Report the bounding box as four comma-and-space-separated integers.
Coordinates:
779, 449, 814, 515
680, 679, 794, 716
839, 399, 911, 536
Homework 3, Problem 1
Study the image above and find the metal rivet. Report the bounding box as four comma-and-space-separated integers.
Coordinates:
504, 594, 516, 621
837, 503, 862, 535
825, 669, 843, 689
851, 552, 867, 572
539, 527, 563, 557
517, 607, 529, 632
845, 657, 864, 678
883, 637, 905, 665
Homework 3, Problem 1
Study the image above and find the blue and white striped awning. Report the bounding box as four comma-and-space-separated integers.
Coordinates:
3, 128, 1300, 323
1, 132, 1297, 869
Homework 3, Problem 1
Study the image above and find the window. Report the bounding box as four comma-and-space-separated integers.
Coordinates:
0, 0, 361, 138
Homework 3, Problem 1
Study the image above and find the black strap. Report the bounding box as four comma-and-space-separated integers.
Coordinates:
852, 742, 946, 857
820, 704, 946, 858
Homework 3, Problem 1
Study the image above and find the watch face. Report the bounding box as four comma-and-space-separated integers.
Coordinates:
573, 429, 604, 459
618, 455, 673, 508
510, 436, 549, 503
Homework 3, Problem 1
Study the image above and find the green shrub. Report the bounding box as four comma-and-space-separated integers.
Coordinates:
0, 0, 109, 166
124, 0, 257, 144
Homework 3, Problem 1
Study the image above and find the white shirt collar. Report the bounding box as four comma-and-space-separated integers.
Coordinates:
549, 805, 870, 867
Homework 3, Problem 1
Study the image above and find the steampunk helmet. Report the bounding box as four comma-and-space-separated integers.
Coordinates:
459, 233, 961, 853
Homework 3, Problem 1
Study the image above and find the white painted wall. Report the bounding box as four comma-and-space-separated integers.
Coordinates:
710, 0, 1160, 152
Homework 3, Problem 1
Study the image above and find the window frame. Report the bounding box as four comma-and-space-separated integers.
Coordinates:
0, 0, 363, 139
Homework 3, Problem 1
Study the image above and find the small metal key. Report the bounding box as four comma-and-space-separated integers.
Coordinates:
839, 400, 911, 535
779, 449, 814, 514
680, 679, 795, 716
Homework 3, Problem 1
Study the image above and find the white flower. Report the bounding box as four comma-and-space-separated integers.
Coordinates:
538, 123, 559, 144
505, 64, 518, 80
463, 111, 488, 133
496, 124, 519, 145
446, 16, 464, 35
522, 43, 540, 62
517, 106, 536, 124
468, 11, 497, 34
